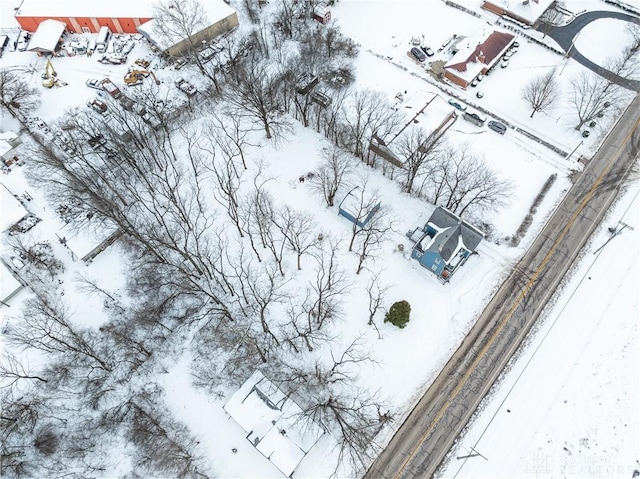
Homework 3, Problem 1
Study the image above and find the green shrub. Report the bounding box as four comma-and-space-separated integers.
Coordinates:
384, 300, 411, 329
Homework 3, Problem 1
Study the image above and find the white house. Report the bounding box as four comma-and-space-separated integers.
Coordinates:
224, 371, 325, 477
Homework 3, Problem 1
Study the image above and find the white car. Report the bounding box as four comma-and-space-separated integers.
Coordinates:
175, 78, 197, 97
86, 78, 102, 90
16, 31, 30, 51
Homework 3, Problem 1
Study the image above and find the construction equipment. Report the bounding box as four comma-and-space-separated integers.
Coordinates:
134, 58, 151, 69
123, 69, 160, 86
41, 59, 58, 88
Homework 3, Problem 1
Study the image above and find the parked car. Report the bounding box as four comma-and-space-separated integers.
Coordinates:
87, 98, 108, 113
476, 74, 485, 82
86, 78, 102, 90
410, 47, 426, 63
175, 78, 197, 97
199, 46, 218, 62
488, 120, 507, 135
99, 53, 127, 64
471, 78, 478, 87
476, 90, 484, 99
420, 45, 434, 57
101, 78, 121, 98
16, 31, 30, 51
141, 112, 162, 129
582, 130, 591, 138
501, 59, 509, 68
463, 111, 486, 126
448, 99, 467, 111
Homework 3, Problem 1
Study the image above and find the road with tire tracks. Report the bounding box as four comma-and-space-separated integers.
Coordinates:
364, 93, 640, 479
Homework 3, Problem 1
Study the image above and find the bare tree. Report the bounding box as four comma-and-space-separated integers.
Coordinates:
344, 180, 381, 252
7, 295, 113, 373
569, 71, 620, 130
354, 207, 393, 275
0, 352, 48, 390
428, 143, 511, 215
225, 60, 291, 140
313, 145, 353, 207
522, 68, 560, 118
0, 68, 40, 119
275, 338, 391, 475
274, 206, 321, 270
395, 124, 445, 194
152, 0, 207, 58
127, 399, 208, 478
366, 272, 387, 339
339, 89, 402, 163
306, 237, 350, 329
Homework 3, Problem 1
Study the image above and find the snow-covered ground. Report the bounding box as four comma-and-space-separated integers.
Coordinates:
575, 18, 640, 71
440, 180, 640, 479
1, 0, 638, 477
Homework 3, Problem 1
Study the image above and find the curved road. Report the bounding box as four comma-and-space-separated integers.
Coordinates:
541, 10, 640, 92
364, 92, 640, 479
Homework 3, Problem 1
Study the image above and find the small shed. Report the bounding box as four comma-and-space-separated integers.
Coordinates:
27, 19, 66, 54
0, 183, 29, 233
0, 260, 24, 307
224, 371, 325, 477
56, 222, 121, 263
338, 187, 381, 228
313, 3, 331, 24
408, 207, 484, 282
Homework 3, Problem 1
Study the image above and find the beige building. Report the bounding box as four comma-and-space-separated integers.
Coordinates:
138, 1, 238, 58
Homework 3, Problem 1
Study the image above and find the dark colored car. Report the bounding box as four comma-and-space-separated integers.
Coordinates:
488, 120, 507, 135
448, 99, 467, 111
410, 47, 426, 63
420, 45, 434, 57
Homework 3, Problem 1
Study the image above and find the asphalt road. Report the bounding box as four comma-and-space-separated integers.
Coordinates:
541, 11, 640, 92
364, 93, 640, 479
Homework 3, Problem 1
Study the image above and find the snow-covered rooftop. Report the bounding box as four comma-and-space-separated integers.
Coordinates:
0, 140, 13, 158
15, 0, 156, 19
56, 221, 119, 262
339, 186, 380, 224
444, 25, 514, 83
224, 371, 324, 477
483, 0, 555, 24
0, 261, 22, 304
137, 1, 236, 51
27, 19, 66, 53
0, 183, 28, 232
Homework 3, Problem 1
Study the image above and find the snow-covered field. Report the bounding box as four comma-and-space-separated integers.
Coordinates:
1, 0, 638, 477
440, 181, 640, 479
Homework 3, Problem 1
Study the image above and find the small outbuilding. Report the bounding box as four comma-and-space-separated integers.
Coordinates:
407, 207, 485, 282
224, 371, 325, 477
0, 260, 24, 307
26, 19, 66, 54
338, 187, 381, 228
0, 183, 29, 233
0, 131, 21, 167
55, 222, 121, 263
313, 3, 331, 24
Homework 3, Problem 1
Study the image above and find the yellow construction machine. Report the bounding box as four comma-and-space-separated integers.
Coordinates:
41, 59, 58, 88
123, 69, 160, 86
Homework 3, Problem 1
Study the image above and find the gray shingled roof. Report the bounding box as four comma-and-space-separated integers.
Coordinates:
426, 207, 485, 262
